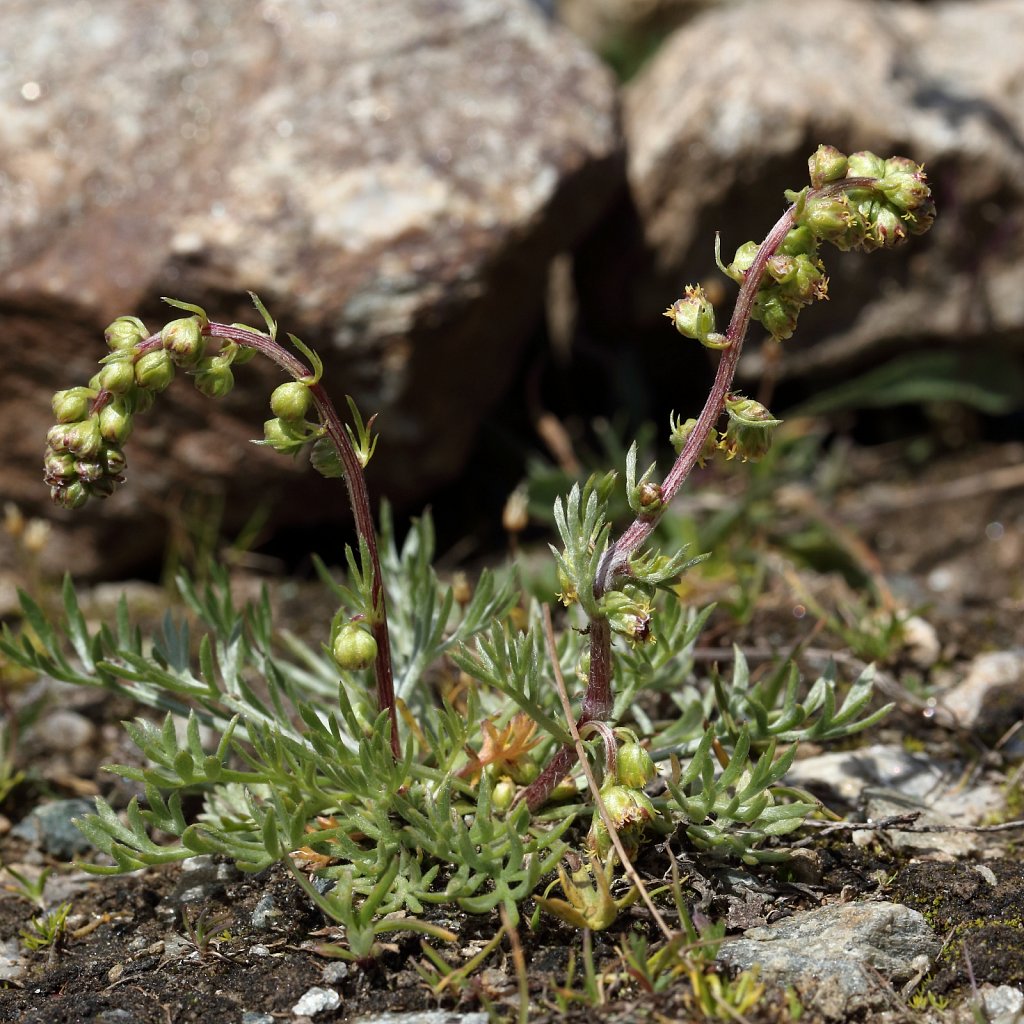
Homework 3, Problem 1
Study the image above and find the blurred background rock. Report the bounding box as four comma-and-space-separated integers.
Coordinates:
2, 0, 1022, 581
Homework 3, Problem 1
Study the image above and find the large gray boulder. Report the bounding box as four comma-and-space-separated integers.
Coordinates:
587, 0, 1024, 390
0, 0, 620, 575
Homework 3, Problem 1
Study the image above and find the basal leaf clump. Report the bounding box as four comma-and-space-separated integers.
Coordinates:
2, 147, 934, 956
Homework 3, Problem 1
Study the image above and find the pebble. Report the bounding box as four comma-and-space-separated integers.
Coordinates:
321, 961, 350, 983
940, 650, 1024, 737
717, 901, 939, 1019
787, 743, 1004, 827
979, 984, 1024, 1024
0, 937, 26, 984
292, 987, 341, 1016
900, 615, 941, 668
167, 854, 241, 904
241, 1013, 275, 1024
251, 892, 278, 929
33, 709, 97, 752
11, 798, 96, 858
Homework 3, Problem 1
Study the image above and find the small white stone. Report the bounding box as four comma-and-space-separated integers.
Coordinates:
292, 987, 341, 1016
900, 615, 940, 668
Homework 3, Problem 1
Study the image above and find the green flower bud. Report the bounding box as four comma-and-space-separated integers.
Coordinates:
556, 566, 578, 607
134, 349, 175, 393
270, 381, 312, 423
727, 240, 760, 279
73, 458, 105, 484
332, 622, 378, 672
719, 396, 780, 462
753, 291, 800, 341
665, 285, 726, 348
634, 481, 664, 518
162, 317, 206, 368
310, 436, 343, 478
98, 401, 133, 444
51, 481, 88, 510
98, 358, 138, 396
262, 417, 309, 455
601, 591, 655, 647
491, 777, 516, 812
104, 316, 149, 352
808, 144, 848, 188
575, 652, 591, 684
780, 225, 818, 258
46, 424, 72, 454
104, 445, 127, 477
616, 737, 656, 789
869, 204, 908, 250
43, 450, 77, 483
62, 418, 104, 459
846, 150, 886, 180
125, 387, 155, 415
669, 414, 718, 466
193, 357, 234, 399
52, 387, 96, 424
802, 194, 860, 249
587, 783, 656, 859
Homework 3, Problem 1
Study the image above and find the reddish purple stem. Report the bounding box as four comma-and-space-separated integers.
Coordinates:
201, 323, 400, 758
521, 183, 869, 813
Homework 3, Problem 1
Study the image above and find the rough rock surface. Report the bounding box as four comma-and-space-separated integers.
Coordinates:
0, 0, 620, 575
717, 901, 940, 1019
591, 0, 1024, 388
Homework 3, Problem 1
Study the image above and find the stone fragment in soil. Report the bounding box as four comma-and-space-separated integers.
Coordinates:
10, 797, 96, 858
716, 901, 939, 1020
861, 788, 984, 859
292, 985, 341, 1016
939, 650, 1024, 742
0, 937, 26, 984
166, 853, 242, 905
786, 743, 1005, 829
977, 984, 1024, 1024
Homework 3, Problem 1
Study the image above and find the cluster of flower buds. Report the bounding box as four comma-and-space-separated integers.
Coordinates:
723, 226, 829, 342
659, 148, 933, 469
587, 731, 658, 859
801, 146, 935, 253
43, 305, 254, 510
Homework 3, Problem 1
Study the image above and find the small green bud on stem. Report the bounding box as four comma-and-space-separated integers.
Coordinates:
104, 316, 149, 351
269, 381, 312, 422
665, 285, 727, 349
332, 622, 378, 672
134, 350, 175, 392
52, 387, 97, 424
98, 358, 138, 396
162, 317, 206, 368
193, 356, 235, 398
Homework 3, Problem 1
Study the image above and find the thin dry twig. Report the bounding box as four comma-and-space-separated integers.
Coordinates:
540, 604, 675, 942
